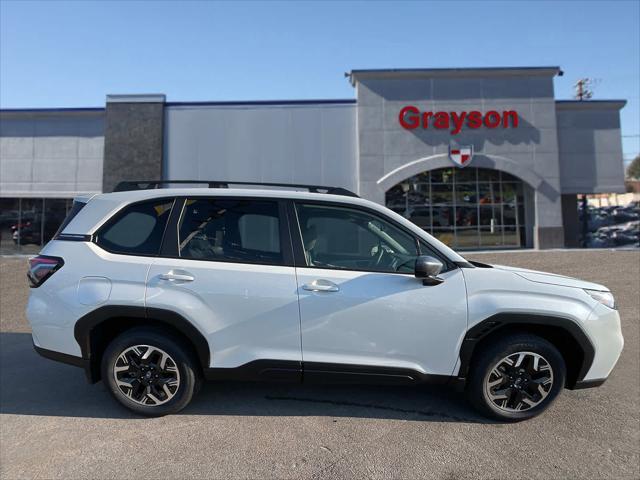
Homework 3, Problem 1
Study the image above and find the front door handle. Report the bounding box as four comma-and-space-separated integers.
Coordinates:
159, 272, 195, 282
302, 279, 340, 292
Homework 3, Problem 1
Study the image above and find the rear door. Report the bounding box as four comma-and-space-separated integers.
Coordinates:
145, 197, 302, 374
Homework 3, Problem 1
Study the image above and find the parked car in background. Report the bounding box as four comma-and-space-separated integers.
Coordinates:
10, 211, 67, 246
589, 220, 640, 248
580, 201, 640, 248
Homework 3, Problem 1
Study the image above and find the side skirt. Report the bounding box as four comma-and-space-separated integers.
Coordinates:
204, 360, 461, 387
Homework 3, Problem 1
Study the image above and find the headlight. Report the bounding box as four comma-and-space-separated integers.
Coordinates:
585, 289, 616, 309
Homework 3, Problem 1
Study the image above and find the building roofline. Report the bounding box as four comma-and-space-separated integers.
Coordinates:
106, 94, 166, 103
166, 99, 356, 107
347, 66, 562, 85
0, 107, 105, 114
555, 99, 626, 110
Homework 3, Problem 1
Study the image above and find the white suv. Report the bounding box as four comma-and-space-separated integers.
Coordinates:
26, 181, 624, 421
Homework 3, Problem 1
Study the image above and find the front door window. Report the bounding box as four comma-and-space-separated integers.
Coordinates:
294, 203, 421, 274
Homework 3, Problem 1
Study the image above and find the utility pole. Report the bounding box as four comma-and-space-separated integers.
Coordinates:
574, 78, 594, 101
575, 77, 597, 246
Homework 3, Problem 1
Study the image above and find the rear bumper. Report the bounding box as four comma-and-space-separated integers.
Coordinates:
33, 343, 91, 377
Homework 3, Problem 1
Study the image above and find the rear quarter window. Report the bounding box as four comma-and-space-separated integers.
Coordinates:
53, 200, 87, 238
96, 199, 174, 255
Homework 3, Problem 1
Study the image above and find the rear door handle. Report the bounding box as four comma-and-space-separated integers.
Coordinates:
302, 279, 339, 292
159, 272, 195, 282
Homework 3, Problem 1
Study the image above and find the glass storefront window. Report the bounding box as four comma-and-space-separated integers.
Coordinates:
454, 168, 477, 183
478, 183, 497, 204
0, 198, 73, 255
16, 199, 44, 255
503, 205, 518, 225
503, 227, 521, 247
432, 228, 455, 246
430, 168, 454, 184
478, 169, 501, 182
432, 206, 454, 227
455, 184, 476, 204
455, 227, 480, 249
480, 227, 505, 247
44, 199, 72, 243
385, 167, 527, 250
408, 207, 431, 230
502, 183, 521, 204
456, 206, 478, 227
479, 205, 501, 226
431, 184, 453, 204
0, 198, 20, 255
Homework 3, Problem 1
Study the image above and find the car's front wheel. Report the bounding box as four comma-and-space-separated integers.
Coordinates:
466, 333, 566, 422
101, 327, 201, 416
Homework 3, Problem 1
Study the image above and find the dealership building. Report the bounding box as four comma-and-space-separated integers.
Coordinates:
0, 66, 627, 253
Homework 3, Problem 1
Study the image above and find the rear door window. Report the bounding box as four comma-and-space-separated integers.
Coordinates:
178, 198, 283, 265
96, 199, 174, 255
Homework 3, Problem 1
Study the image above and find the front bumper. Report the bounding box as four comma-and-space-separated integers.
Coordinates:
580, 303, 624, 382
572, 378, 607, 389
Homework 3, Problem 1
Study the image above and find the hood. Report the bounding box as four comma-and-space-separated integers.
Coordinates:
490, 264, 609, 291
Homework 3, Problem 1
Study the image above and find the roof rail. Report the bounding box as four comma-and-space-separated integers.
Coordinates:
113, 180, 360, 198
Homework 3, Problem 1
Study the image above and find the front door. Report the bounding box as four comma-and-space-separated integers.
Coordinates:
292, 202, 468, 378
145, 197, 302, 373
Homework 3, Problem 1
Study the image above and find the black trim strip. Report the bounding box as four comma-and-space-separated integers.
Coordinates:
114, 180, 359, 198
454, 260, 476, 268
74, 305, 211, 383
303, 362, 452, 386
204, 360, 458, 387
278, 200, 297, 268
159, 197, 184, 258
205, 360, 302, 382
458, 313, 596, 385
572, 378, 606, 390
56, 234, 92, 242
33, 344, 87, 368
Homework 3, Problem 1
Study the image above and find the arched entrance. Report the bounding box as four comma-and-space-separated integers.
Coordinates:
385, 167, 527, 249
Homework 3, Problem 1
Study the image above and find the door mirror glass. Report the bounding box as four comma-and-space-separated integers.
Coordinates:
414, 255, 444, 285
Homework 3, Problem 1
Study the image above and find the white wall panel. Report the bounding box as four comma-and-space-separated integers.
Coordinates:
0, 111, 104, 197
164, 103, 358, 192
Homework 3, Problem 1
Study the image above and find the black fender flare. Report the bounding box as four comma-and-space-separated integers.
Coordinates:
74, 305, 211, 381
458, 313, 595, 386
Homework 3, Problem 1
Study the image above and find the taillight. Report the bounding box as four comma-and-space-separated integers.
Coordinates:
27, 255, 64, 288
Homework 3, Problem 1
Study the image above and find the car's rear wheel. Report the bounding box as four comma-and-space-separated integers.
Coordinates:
466, 333, 566, 422
101, 327, 201, 416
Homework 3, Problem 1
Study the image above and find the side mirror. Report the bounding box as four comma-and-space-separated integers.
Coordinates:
414, 255, 444, 286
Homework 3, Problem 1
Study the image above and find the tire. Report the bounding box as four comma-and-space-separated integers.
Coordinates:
101, 327, 202, 417
466, 333, 566, 422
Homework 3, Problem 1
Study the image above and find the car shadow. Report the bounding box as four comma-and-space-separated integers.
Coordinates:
0, 332, 492, 423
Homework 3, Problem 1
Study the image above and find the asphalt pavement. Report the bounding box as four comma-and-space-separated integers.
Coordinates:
1, 250, 638, 479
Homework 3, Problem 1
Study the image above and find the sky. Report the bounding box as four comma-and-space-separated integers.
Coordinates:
1, 1, 639, 163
